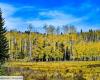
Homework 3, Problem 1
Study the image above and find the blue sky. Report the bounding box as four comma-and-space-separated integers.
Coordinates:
0, 0, 100, 32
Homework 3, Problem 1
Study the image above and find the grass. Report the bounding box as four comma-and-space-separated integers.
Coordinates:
4, 61, 100, 80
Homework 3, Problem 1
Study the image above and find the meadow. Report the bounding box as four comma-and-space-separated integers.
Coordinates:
4, 61, 100, 80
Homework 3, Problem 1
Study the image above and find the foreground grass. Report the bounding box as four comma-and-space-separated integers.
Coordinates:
4, 61, 100, 80
5, 61, 100, 71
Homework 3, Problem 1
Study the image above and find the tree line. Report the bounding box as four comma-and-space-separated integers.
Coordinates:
0, 8, 100, 64
7, 27, 100, 62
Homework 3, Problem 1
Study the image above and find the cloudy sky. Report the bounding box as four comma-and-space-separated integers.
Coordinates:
0, 0, 100, 32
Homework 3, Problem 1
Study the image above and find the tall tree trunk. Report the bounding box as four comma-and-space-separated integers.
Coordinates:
29, 32, 32, 60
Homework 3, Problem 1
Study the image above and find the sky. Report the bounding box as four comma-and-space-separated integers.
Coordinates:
0, 0, 100, 32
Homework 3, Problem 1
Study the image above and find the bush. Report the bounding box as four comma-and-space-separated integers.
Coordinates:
0, 67, 6, 75
73, 70, 86, 80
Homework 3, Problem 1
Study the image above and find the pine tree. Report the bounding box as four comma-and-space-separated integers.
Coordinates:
0, 8, 9, 65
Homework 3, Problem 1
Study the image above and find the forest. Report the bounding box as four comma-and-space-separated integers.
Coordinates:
6, 25, 100, 62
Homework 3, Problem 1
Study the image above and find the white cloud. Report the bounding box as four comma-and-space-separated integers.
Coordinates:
5, 18, 28, 31
0, 3, 17, 18
39, 10, 77, 20
0, 3, 28, 31
27, 10, 88, 28
0, 2, 99, 32
0, 3, 19, 30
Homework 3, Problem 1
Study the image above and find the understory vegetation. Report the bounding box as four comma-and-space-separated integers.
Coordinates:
4, 61, 100, 80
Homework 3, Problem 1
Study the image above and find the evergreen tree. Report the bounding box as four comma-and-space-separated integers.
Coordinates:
80, 29, 83, 34
0, 9, 9, 65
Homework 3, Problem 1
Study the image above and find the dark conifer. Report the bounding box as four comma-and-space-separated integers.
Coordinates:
0, 8, 9, 65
